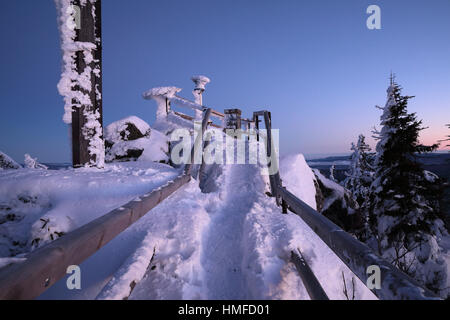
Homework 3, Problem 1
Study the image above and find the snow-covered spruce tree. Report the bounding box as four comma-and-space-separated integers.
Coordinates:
367, 78, 448, 297
24, 154, 48, 170
343, 134, 374, 207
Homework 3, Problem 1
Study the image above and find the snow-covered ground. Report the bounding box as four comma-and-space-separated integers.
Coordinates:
0, 162, 180, 258
0, 149, 380, 300
0, 103, 382, 300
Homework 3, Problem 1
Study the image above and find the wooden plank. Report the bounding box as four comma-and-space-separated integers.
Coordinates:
211, 110, 225, 118
173, 111, 222, 128
184, 108, 212, 176
0, 174, 191, 300
277, 187, 437, 300
174, 111, 194, 121
262, 111, 281, 204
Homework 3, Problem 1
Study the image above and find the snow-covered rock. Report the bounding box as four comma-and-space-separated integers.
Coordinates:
313, 170, 363, 235
0, 151, 21, 170
105, 116, 169, 163
279, 154, 362, 235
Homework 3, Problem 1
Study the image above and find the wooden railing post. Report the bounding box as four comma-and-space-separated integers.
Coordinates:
185, 108, 212, 177
224, 109, 242, 130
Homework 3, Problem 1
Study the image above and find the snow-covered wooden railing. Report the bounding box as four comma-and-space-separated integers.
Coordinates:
291, 249, 329, 300
0, 110, 214, 300
143, 85, 225, 129
254, 110, 438, 300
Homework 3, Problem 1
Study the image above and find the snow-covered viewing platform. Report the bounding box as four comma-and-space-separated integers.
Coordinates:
1, 0, 449, 303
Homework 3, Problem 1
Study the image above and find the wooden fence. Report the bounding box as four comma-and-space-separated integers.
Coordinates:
253, 110, 437, 300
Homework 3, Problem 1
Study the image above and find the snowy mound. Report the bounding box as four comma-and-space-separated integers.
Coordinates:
105, 116, 168, 163
0, 151, 21, 170
105, 116, 151, 143
280, 153, 318, 210
0, 162, 180, 257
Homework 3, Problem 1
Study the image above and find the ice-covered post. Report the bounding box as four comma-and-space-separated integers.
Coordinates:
191, 75, 210, 120
55, 0, 104, 168
142, 87, 182, 121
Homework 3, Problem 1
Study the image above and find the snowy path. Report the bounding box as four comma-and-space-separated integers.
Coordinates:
201, 164, 260, 299
0, 157, 377, 300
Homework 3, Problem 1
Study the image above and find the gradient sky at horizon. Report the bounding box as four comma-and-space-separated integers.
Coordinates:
0, 0, 449, 163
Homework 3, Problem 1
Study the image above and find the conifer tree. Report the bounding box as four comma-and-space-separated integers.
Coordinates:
367, 76, 448, 297
344, 134, 374, 207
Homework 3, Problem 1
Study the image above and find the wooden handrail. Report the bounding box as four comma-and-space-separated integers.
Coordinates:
173, 111, 222, 129
255, 110, 437, 300
0, 174, 191, 300
0, 109, 215, 300
291, 249, 329, 300
210, 109, 225, 119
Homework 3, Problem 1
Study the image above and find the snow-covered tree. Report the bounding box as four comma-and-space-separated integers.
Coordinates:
343, 134, 374, 207
367, 78, 448, 297
329, 164, 337, 182
24, 154, 48, 170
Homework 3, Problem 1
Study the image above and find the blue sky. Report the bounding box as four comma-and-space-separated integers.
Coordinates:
0, 0, 449, 163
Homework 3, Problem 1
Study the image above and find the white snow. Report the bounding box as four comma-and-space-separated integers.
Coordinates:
142, 87, 182, 100
0, 162, 180, 256
55, 0, 104, 168
280, 154, 318, 210
105, 116, 151, 144
2, 90, 383, 300
55, 0, 99, 124
30, 146, 376, 300
0, 257, 26, 269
